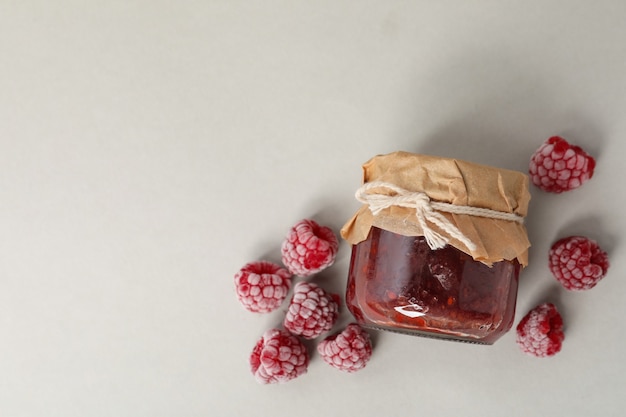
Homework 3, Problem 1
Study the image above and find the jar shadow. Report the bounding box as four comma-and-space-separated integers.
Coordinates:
412, 110, 605, 174
394, 44, 606, 171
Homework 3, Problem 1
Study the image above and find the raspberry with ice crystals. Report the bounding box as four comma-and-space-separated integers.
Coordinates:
516, 303, 564, 357
317, 324, 373, 373
281, 219, 338, 276
549, 236, 609, 291
234, 261, 292, 313
250, 328, 309, 384
529, 136, 595, 193
283, 281, 340, 339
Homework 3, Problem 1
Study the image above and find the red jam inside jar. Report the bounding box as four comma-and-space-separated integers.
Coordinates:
346, 226, 520, 344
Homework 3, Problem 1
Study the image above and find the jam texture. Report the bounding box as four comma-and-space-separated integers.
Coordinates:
346, 227, 520, 344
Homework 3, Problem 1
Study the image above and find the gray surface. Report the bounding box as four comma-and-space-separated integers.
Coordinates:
1, 1, 624, 416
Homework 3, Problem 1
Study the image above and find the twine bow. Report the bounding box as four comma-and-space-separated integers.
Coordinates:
355, 181, 523, 251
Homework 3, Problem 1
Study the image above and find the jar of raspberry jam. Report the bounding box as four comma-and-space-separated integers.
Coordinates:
341, 152, 530, 344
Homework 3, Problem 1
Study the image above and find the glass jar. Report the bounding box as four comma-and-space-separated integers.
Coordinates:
341, 152, 530, 344
346, 227, 520, 344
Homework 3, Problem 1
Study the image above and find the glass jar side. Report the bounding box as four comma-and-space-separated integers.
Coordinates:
346, 227, 520, 344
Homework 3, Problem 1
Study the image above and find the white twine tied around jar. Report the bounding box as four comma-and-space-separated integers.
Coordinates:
355, 181, 524, 251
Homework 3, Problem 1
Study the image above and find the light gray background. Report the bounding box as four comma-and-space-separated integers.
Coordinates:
1, 1, 625, 416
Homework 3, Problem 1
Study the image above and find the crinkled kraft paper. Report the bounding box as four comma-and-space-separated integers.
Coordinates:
341, 151, 531, 266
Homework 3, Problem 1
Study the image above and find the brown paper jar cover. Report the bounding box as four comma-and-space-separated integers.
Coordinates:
341, 151, 531, 266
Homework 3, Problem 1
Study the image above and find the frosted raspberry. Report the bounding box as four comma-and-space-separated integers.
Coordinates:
516, 303, 564, 357
549, 236, 609, 291
234, 261, 292, 313
249, 328, 309, 384
281, 219, 338, 276
283, 281, 340, 339
529, 136, 595, 193
317, 324, 373, 373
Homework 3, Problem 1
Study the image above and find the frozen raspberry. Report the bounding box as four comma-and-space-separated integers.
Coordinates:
249, 328, 309, 384
234, 261, 292, 313
529, 136, 595, 193
516, 303, 564, 357
549, 236, 609, 291
281, 219, 338, 276
317, 323, 373, 372
283, 281, 340, 339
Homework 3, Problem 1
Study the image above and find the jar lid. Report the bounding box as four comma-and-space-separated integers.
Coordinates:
341, 151, 531, 266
